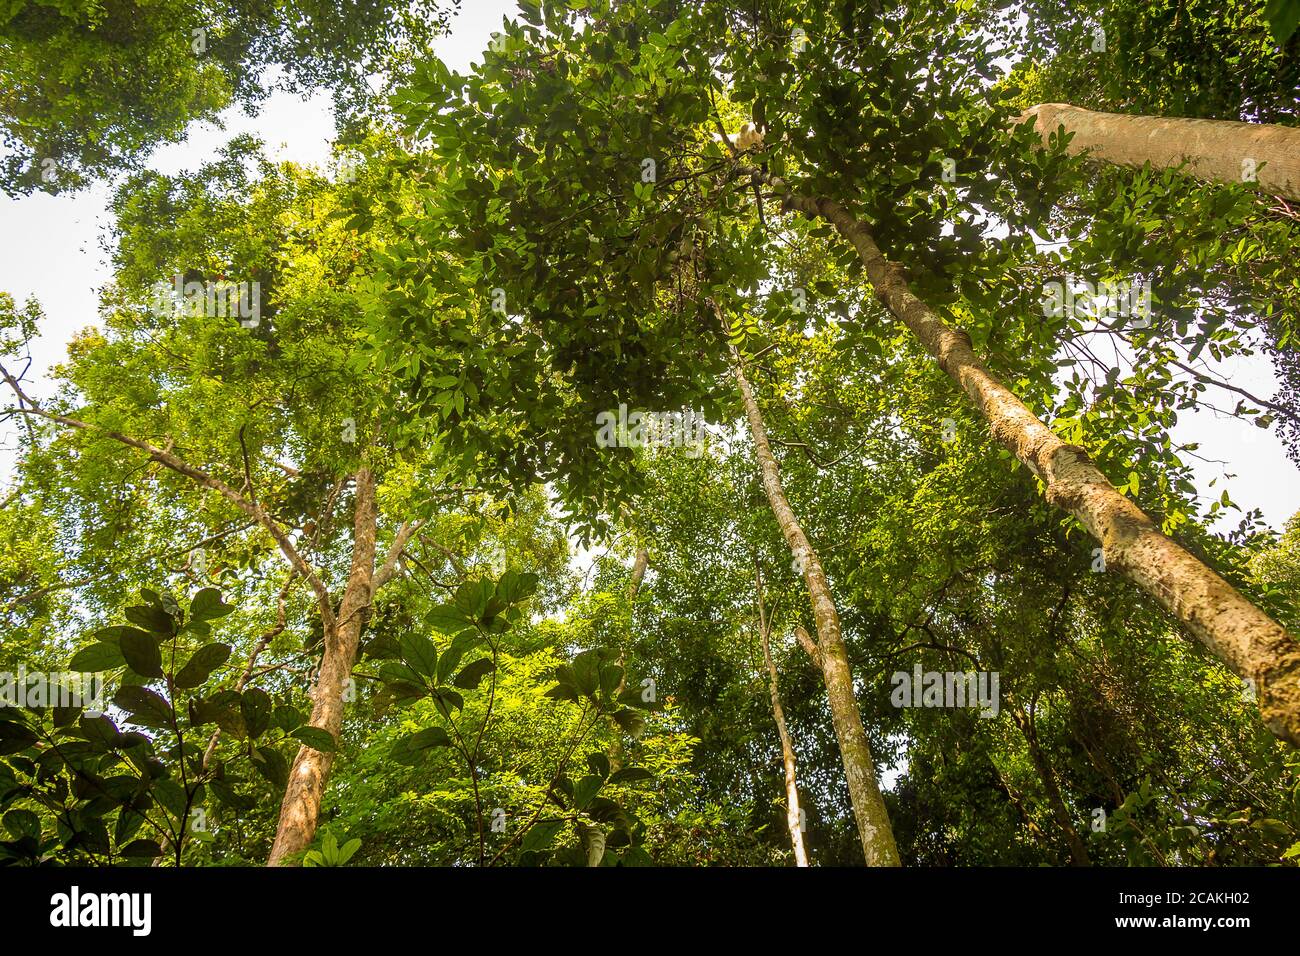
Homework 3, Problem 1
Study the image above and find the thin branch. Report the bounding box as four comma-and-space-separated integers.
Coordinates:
0, 362, 336, 631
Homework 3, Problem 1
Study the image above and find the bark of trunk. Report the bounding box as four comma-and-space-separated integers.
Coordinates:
748, 168, 1300, 747
992, 766, 1054, 854
756, 584, 810, 867
1009, 704, 1091, 866
1014, 103, 1300, 202
628, 548, 649, 599
607, 546, 649, 778
721, 319, 900, 866
267, 468, 378, 865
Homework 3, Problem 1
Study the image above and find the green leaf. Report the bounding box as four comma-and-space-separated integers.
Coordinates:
125, 603, 175, 635
570, 649, 601, 696
400, 633, 439, 679
69, 642, 125, 672
544, 682, 579, 702
390, 726, 453, 765
119, 631, 163, 678
190, 587, 235, 621
431, 688, 464, 718
520, 819, 564, 853
453, 657, 495, 690
336, 837, 361, 865
174, 643, 232, 689
586, 752, 610, 779
119, 839, 163, 858
152, 779, 187, 820
240, 688, 273, 739
292, 726, 336, 753
618, 845, 654, 866
77, 714, 123, 746
453, 579, 493, 618
573, 774, 603, 809
273, 704, 304, 732
612, 709, 646, 736
1265, 0, 1300, 43
425, 603, 476, 636
436, 630, 480, 684
599, 663, 624, 698
495, 570, 539, 605
3, 808, 40, 841
112, 686, 173, 729
251, 746, 289, 788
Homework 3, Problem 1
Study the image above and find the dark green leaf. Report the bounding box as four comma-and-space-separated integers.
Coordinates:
190, 587, 234, 621
292, 727, 336, 753
112, 686, 172, 729
453, 658, 495, 690
174, 643, 232, 689
119, 631, 163, 679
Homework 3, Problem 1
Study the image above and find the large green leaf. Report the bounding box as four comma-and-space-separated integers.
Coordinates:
189, 587, 235, 622
292, 726, 336, 753
69, 642, 125, 672
452, 657, 495, 690
400, 633, 439, 679
390, 726, 453, 765
119, 631, 163, 679
112, 686, 173, 729
174, 643, 232, 689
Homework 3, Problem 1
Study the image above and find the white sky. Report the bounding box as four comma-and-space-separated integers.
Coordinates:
0, 0, 1295, 531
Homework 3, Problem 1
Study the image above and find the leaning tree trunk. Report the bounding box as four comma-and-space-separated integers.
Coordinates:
267, 468, 378, 865
756, 577, 810, 867
1014, 103, 1300, 202
747, 168, 1300, 747
718, 312, 900, 866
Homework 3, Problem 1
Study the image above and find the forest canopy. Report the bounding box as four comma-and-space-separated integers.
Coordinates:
1, 0, 1299, 870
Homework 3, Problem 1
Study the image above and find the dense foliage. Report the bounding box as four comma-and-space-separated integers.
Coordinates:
1, 0, 1298, 866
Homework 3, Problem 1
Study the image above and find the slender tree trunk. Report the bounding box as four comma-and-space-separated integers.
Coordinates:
1009, 704, 1090, 866
748, 168, 1300, 747
1014, 103, 1300, 202
992, 766, 1054, 855
755, 570, 810, 867
628, 548, 649, 599
718, 313, 900, 866
607, 546, 649, 777
267, 468, 378, 866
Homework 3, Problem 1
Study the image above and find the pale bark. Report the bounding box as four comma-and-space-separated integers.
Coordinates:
267, 468, 378, 865
628, 548, 649, 599
1014, 103, 1300, 202
755, 568, 809, 866
744, 168, 1300, 747
717, 307, 900, 866
794, 625, 822, 669
606, 546, 649, 778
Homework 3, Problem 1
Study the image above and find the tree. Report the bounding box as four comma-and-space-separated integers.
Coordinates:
0, 0, 460, 194
1013, 104, 1300, 201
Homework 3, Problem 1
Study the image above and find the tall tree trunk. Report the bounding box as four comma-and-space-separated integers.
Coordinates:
628, 547, 649, 599
992, 766, 1054, 855
1014, 103, 1300, 202
1009, 703, 1091, 866
607, 546, 649, 777
755, 568, 810, 867
747, 168, 1300, 747
267, 468, 378, 865
718, 311, 900, 866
